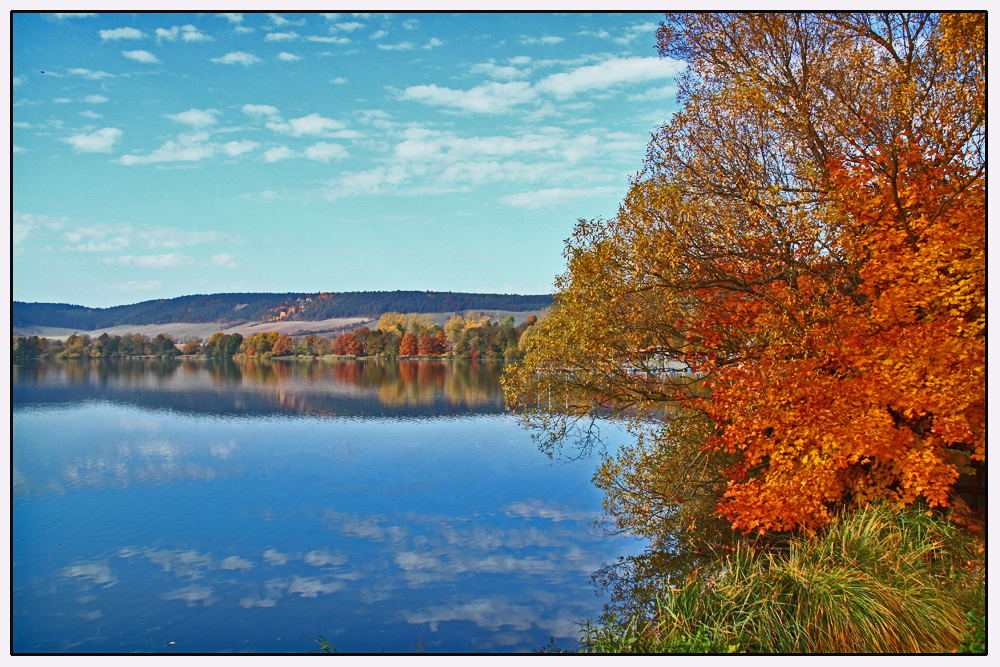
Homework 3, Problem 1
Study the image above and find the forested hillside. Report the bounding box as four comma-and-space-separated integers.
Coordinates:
13, 291, 554, 331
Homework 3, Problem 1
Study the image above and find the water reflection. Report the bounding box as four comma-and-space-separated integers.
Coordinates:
14, 359, 507, 418
13, 361, 643, 653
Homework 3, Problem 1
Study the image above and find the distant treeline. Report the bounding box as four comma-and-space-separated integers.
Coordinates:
13, 291, 554, 331
12, 312, 540, 361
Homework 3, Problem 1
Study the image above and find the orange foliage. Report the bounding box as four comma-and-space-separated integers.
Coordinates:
399, 333, 418, 357
273, 334, 294, 356
505, 13, 985, 534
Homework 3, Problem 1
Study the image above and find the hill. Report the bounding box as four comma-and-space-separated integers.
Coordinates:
12, 291, 554, 332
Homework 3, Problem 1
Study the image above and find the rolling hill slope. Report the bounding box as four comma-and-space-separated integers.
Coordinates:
13, 291, 554, 332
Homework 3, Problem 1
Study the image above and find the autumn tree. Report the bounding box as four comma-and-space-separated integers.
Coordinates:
504, 13, 984, 535
182, 341, 202, 355
272, 334, 294, 357
332, 334, 349, 356
418, 329, 448, 356
418, 333, 435, 356
378, 312, 408, 334
315, 336, 333, 356
399, 333, 419, 357
344, 332, 364, 356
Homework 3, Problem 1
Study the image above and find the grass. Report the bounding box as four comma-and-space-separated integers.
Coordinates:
578, 503, 984, 653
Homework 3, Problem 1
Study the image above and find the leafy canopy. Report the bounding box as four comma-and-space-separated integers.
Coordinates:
504, 12, 984, 533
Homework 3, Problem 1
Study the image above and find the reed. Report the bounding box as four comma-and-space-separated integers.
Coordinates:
581, 504, 983, 653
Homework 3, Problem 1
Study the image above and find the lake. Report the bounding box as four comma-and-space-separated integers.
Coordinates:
12, 359, 644, 654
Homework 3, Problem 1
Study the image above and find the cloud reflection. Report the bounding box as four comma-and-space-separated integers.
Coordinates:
163, 584, 216, 606
59, 561, 118, 587
219, 556, 254, 571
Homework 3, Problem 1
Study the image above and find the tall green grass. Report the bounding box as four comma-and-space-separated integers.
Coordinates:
581, 504, 984, 653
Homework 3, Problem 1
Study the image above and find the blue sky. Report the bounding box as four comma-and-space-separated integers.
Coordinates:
12, 12, 682, 308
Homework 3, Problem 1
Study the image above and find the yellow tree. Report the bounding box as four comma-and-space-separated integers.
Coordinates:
504, 12, 984, 535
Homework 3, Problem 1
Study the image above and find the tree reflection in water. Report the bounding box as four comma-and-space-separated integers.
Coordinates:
12, 358, 508, 419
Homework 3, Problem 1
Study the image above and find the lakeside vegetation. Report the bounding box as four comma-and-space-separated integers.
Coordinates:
503, 12, 985, 653
12, 311, 540, 361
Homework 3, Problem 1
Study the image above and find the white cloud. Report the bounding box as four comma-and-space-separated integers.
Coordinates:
209, 254, 239, 268
210, 51, 261, 66
520, 35, 564, 45
612, 22, 658, 45
119, 132, 216, 165
65, 238, 131, 252
61, 127, 121, 153
13, 211, 67, 244
13, 122, 31, 129
269, 13, 304, 27
179, 25, 213, 43
13, 144, 26, 153
306, 36, 350, 44
263, 146, 297, 162
628, 84, 678, 102
61, 222, 131, 245
325, 164, 409, 198
277, 52, 301, 61
304, 142, 349, 162
370, 30, 387, 40
100, 27, 144, 41
68, 68, 114, 80
234, 26, 255, 34
13, 74, 26, 86
377, 42, 414, 51
155, 25, 211, 43
242, 104, 281, 120
399, 81, 535, 114
536, 56, 685, 98
117, 280, 162, 292
332, 21, 364, 32
217, 13, 243, 24
470, 62, 527, 81
156, 26, 179, 43
221, 140, 259, 156
501, 186, 621, 209
421, 38, 443, 50
401, 19, 419, 30
79, 110, 103, 118
45, 13, 97, 21
83, 94, 109, 103
136, 226, 221, 248
123, 49, 160, 63
329, 77, 347, 84
266, 113, 344, 137
167, 108, 220, 129
100, 253, 196, 268
54, 98, 72, 103
265, 31, 299, 42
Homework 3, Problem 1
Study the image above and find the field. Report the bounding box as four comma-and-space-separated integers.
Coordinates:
12, 310, 545, 342
13, 316, 372, 342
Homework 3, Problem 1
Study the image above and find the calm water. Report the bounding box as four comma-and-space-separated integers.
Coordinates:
12, 359, 642, 654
